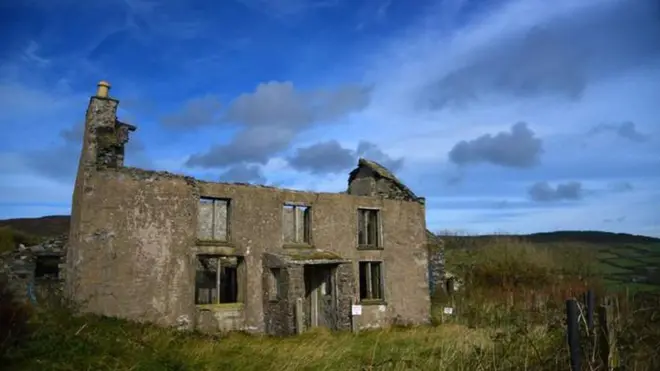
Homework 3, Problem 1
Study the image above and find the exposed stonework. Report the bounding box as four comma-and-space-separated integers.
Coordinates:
66, 82, 431, 336
427, 232, 446, 296
0, 235, 67, 302
348, 158, 424, 203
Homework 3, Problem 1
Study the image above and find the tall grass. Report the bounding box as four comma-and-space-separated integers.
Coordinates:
2, 235, 658, 370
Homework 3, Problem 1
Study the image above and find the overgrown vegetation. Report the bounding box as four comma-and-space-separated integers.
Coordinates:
2, 235, 659, 370
0, 226, 42, 254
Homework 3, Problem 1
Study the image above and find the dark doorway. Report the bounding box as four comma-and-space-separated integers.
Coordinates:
34, 255, 60, 280
303, 265, 337, 330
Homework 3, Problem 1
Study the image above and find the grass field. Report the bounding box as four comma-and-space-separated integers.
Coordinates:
441, 232, 660, 293
2, 220, 660, 370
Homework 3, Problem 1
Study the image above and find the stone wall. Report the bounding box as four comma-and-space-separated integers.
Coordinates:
348, 166, 419, 202
67, 168, 199, 327
427, 235, 446, 297
0, 235, 67, 303
262, 262, 293, 336
334, 263, 355, 331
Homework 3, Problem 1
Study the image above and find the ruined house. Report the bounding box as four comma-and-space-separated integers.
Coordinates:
65, 81, 435, 335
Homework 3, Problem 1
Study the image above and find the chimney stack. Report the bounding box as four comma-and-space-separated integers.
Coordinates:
96, 80, 111, 98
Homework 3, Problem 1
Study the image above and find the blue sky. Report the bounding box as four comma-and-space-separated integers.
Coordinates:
1, 0, 659, 237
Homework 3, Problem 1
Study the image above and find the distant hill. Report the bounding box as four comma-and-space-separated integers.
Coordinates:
438, 230, 660, 246
0, 215, 70, 238
1, 215, 658, 245
524, 231, 660, 245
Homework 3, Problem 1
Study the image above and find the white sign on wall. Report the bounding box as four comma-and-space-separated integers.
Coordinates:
443, 307, 454, 315
351, 305, 362, 316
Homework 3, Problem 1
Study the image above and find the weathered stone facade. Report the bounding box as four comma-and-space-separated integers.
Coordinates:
65, 82, 433, 336
347, 159, 446, 298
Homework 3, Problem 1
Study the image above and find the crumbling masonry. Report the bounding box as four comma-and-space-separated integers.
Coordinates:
65, 81, 443, 335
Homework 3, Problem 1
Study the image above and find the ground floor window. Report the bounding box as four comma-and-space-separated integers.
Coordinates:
195, 255, 244, 305
34, 255, 61, 279
359, 261, 384, 301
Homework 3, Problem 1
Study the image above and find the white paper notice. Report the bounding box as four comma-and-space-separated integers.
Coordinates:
351, 305, 362, 316
443, 307, 454, 315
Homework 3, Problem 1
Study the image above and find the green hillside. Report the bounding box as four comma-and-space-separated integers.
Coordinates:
2, 215, 658, 291
440, 231, 660, 292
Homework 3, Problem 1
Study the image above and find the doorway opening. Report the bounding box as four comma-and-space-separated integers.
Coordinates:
303, 264, 337, 330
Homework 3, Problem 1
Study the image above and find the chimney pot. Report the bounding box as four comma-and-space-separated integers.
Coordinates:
96, 81, 111, 98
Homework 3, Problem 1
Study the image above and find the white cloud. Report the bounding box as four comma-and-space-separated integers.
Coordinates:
330, 0, 660, 235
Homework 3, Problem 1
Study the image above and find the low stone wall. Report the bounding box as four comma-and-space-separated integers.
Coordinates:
0, 235, 67, 303
427, 235, 446, 297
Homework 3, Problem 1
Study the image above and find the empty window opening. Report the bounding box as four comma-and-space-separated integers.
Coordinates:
195, 255, 243, 305
359, 261, 384, 301
282, 204, 311, 244
358, 209, 381, 247
35, 255, 60, 279
197, 197, 230, 241
269, 268, 284, 301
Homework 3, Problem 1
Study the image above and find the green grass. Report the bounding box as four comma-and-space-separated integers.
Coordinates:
517, 239, 660, 291
2, 235, 660, 370
588, 242, 660, 289
6, 309, 567, 371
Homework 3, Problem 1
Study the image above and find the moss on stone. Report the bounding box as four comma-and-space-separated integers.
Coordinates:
287, 250, 344, 261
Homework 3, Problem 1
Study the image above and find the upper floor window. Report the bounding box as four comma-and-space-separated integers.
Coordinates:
282, 204, 311, 245
358, 208, 381, 249
197, 197, 230, 241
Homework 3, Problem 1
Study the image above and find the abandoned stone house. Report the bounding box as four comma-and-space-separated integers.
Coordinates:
65, 81, 440, 335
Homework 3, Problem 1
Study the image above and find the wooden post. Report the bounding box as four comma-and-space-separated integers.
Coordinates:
295, 297, 304, 335
610, 297, 621, 370
597, 304, 610, 370
566, 299, 581, 371
585, 289, 596, 355
586, 289, 595, 332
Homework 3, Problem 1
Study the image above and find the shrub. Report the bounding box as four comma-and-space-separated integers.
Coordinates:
446, 236, 577, 288
0, 226, 41, 254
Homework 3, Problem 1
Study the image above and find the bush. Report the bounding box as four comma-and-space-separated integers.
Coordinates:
0, 226, 41, 254
445, 235, 591, 289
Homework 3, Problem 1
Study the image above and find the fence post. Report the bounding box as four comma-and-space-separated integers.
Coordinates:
597, 303, 610, 370
598, 296, 622, 371
566, 299, 581, 371
585, 289, 595, 332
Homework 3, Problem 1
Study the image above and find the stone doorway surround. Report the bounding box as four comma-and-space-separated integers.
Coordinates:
262, 250, 355, 336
